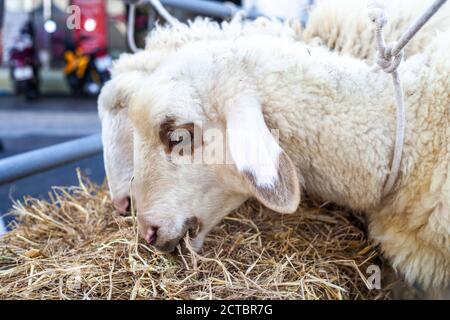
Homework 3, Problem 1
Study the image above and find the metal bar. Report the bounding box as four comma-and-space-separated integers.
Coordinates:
160, 0, 240, 18
0, 134, 103, 186
127, 3, 141, 53
148, 0, 179, 25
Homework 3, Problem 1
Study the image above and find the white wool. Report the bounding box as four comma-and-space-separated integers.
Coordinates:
303, 0, 450, 60
99, 3, 450, 290
129, 30, 450, 289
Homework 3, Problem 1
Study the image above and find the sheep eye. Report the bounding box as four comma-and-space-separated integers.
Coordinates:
168, 131, 185, 149
159, 118, 195, 155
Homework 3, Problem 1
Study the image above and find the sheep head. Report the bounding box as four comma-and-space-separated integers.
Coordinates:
129, 77, 300, 253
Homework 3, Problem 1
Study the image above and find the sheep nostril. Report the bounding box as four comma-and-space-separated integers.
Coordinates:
125, 196, 131, 212
113, 196, 131, 215
144, 227, 158, 245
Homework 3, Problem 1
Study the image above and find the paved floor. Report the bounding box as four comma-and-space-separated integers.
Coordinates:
0, 110, 100, 137
0, 96, 105, 233
0, 94, 98, 112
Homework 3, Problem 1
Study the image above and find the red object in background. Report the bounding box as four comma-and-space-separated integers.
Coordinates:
71, 0, 107, 55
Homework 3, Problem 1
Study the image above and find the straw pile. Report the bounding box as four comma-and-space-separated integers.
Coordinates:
0, 173, 394, 299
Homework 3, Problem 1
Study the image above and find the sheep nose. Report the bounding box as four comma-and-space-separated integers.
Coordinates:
113, 196, 131, 214
144, 227, 158, 245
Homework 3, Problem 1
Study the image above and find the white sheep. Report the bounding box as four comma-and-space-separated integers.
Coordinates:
128, 29, 450, 291
99, 1, 449, 212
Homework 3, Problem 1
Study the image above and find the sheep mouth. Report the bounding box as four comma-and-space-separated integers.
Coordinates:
155, 217, 201, 253
185, 216, 201, 238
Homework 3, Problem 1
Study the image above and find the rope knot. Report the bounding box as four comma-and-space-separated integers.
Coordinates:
376, 42, 404, 73
368, 2, 405, 74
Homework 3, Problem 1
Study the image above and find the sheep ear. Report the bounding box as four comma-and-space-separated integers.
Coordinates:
226, 95, 301, 213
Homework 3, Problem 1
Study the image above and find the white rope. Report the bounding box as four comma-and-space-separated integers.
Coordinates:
368, 0, 447, 196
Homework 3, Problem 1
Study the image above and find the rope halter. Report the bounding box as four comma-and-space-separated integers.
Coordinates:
369, 3, 406, 197
368, 0, 447, 196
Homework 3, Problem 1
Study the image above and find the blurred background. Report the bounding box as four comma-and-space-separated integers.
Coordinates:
0, 0, 313, 234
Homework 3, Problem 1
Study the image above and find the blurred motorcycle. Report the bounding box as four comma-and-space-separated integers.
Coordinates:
9, 22, 40, 100
63, 44, 111, 96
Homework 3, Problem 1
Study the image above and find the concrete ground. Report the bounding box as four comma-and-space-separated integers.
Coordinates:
0, 95, 105, 233
0, 106, 101, 137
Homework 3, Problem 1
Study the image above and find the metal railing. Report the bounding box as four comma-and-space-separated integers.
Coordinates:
161, 0, 240, 18
127, 0, 257, 53
0, 134, 102, 186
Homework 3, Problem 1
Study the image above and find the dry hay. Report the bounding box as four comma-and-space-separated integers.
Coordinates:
0, 173, 394, 300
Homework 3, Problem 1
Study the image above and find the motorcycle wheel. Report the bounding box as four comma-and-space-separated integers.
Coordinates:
24, 80, 39, 101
